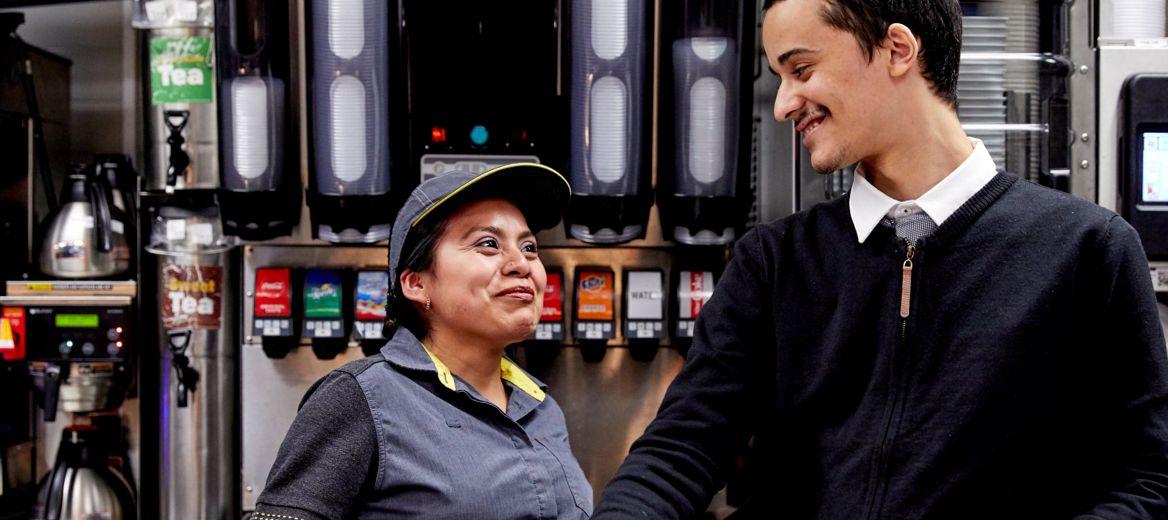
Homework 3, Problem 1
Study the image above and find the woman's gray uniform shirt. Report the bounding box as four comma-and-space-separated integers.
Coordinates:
254, 329, 593, 519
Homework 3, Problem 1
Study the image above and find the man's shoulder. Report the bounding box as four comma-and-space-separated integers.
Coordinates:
751, 196, 852, 243
1000, 177, 1115, 225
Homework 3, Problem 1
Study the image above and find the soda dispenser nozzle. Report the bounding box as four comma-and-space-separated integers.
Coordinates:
168, 330, 200, 408
164, 110, 192, 193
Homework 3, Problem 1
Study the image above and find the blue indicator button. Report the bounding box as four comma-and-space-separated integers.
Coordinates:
470, 125, 489, 146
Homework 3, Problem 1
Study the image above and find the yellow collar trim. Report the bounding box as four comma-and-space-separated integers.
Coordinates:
420, 344, 457, 392
500, 358, 546, 402
420, 344, 546, 402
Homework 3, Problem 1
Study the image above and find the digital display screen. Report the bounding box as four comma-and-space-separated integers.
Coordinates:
1142, 132, 1168, 203
55, 313, 99, 328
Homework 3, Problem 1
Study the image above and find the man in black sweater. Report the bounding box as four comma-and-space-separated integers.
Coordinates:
594, 0, 1168, 518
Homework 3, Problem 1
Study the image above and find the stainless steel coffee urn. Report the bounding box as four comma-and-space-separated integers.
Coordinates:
35, 426, 136, 520
145, 201, 236, 519
39, 164, 131, 279
134, 2, 220, 193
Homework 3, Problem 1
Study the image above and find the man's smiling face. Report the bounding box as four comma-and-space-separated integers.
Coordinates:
763, 0, 896, 174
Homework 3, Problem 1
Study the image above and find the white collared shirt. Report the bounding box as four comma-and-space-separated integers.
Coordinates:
848, 138, 998, 243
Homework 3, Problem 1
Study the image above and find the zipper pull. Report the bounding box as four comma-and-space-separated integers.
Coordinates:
900, 244, 915, 318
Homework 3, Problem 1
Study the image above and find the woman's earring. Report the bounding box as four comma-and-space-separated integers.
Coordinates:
425, 298, 432, 312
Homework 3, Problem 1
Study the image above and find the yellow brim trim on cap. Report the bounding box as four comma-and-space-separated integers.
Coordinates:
410, 162, 571, 228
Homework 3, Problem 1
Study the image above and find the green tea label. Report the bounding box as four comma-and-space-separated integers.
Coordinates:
149, 36, 214, 105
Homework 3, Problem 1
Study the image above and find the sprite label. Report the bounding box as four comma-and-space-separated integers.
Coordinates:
149, 36, 214, 105
304, 270, 343, 319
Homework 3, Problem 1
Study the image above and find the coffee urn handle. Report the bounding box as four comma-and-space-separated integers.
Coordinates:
43, 361, 67, 422
88, 168, 113, 254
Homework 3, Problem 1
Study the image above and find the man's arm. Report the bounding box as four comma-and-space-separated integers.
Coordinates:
594, 229, 774, 518
1075, 216, 1168, 519
254, 371, 379, 520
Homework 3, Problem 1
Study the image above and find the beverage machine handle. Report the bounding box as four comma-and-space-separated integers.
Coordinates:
43, 361, 66, 422
88, 165, 113, 253
163, 110, 192, 192
168, 330, 200, 408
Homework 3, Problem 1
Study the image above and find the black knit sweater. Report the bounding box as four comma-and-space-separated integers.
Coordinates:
595, 174, 1168, 519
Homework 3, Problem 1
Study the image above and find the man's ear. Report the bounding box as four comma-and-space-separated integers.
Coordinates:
400, 269, 428, 305
885, 22, 920, 78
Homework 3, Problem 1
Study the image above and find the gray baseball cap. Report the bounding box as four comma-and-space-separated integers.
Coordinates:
389, 162, 571, 291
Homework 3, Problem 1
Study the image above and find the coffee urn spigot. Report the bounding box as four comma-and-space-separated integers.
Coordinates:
163, 110, 192, 193
167, 330, 200, 408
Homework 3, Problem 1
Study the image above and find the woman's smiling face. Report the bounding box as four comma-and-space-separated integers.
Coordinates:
411, 198, 547, 345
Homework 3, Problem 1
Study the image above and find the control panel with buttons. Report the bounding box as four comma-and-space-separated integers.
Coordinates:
17, 305, 132, 362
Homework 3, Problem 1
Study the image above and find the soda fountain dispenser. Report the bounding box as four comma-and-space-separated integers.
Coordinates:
302, 269, 347, 360
623, 268, 665, 361
253, 267, 298, 359
214, 0, 299, 240
565, 0, 655, 244
533, 267, 566, 343
659, 0, 754, 246
624, 269, 666, 340
573, 266, 616, 362
353, 270, 388, 357
673, 269, 715, 356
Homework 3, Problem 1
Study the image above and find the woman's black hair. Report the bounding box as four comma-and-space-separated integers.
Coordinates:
387, 206, 452, 339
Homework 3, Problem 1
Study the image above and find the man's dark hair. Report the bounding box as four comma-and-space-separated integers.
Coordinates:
765, 0, 963, 107
387, 209, 451, 339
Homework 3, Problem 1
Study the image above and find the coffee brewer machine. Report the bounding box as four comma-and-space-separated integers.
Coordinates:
0, 283, 138, 520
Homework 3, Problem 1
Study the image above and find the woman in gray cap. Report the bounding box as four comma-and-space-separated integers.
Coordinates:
254, 163, 592, 519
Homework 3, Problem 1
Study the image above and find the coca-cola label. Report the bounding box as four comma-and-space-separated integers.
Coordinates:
255, 268, 292, 318
540, 272, 563, 323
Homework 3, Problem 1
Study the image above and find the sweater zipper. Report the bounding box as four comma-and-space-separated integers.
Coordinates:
899, 244, 915, 319
867, 241, 917, 520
